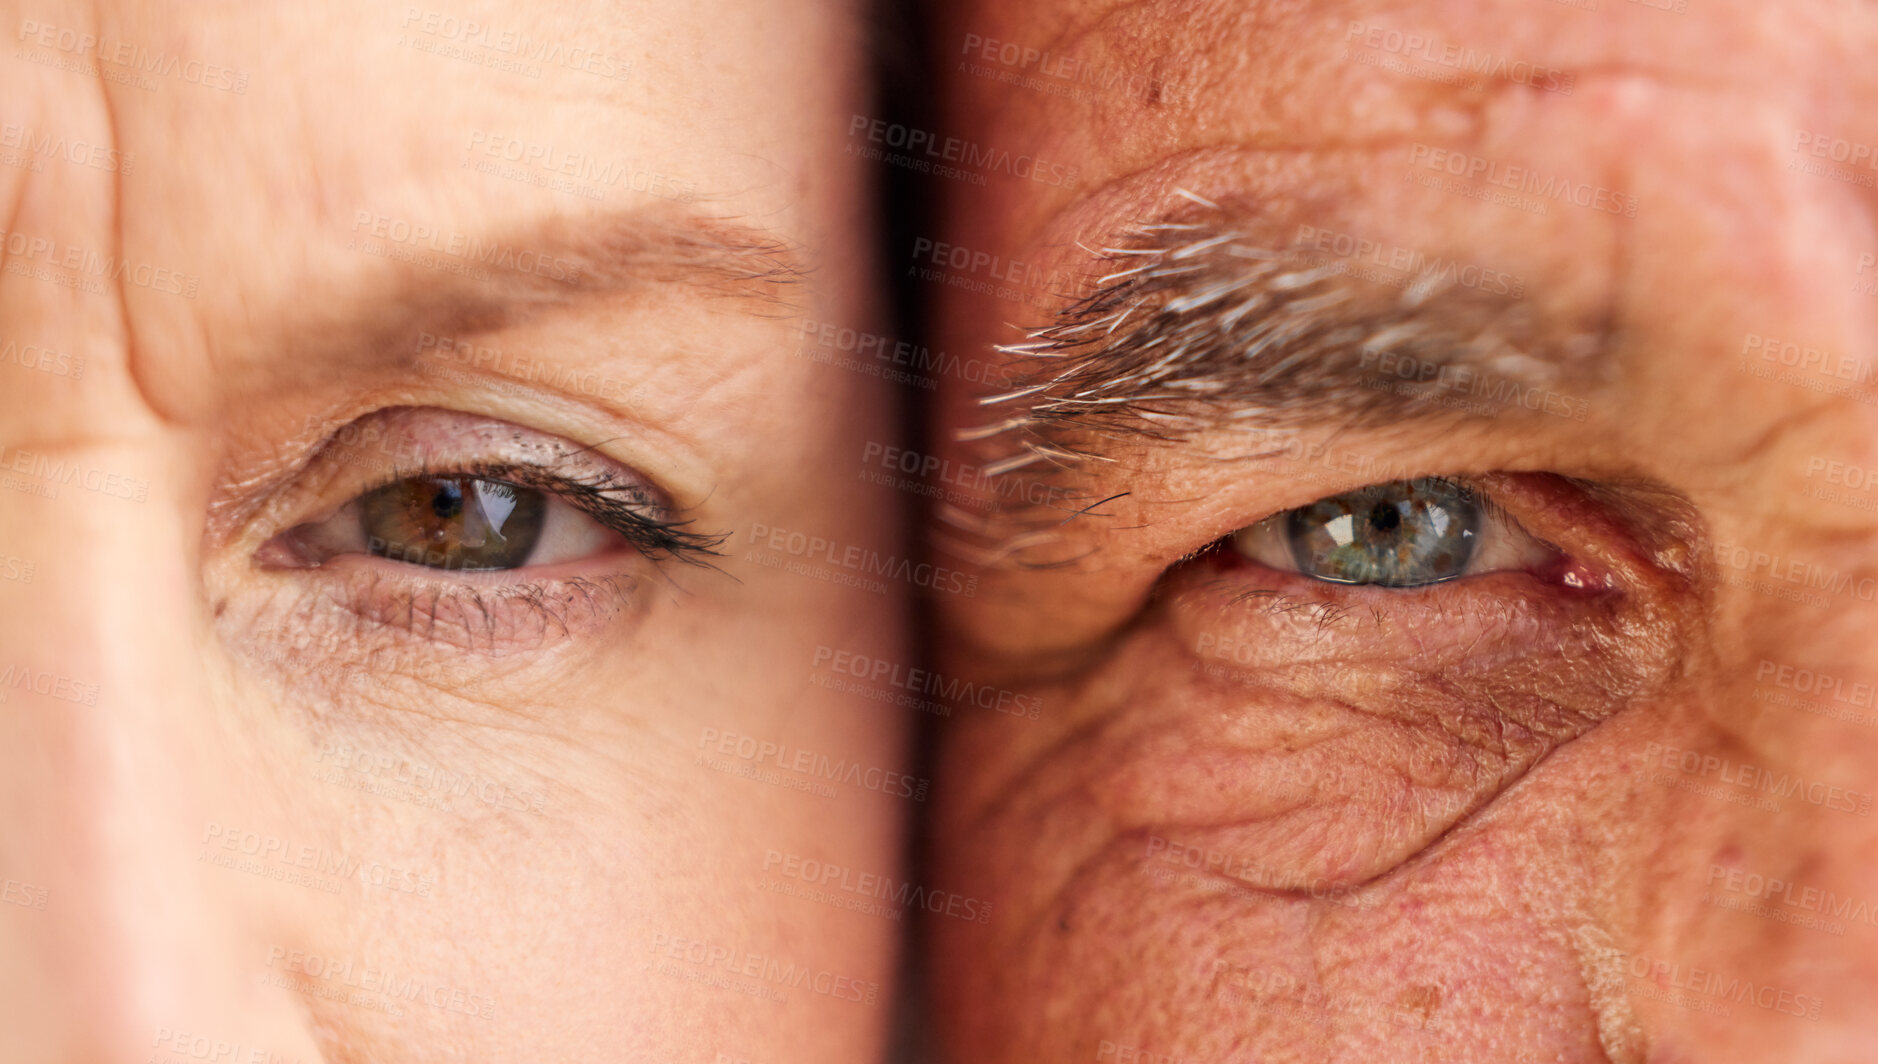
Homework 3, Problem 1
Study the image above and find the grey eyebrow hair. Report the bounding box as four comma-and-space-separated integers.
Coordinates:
962, 192, 1609, 478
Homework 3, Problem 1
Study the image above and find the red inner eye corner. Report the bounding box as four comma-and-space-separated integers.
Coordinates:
1532, 550, 1619, 594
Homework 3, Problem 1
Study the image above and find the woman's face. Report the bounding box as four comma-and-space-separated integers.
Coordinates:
0, 0, 907, 1060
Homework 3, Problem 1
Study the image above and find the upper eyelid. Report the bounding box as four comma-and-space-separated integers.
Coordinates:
250, 408, 728, 565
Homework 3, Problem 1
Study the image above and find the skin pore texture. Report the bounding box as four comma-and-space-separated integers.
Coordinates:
922, 1, 1878, 1062
0, 1, 908, 1061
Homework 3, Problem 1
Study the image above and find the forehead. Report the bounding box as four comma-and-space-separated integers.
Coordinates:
7, 0, 857, 421
940, 0, 1878, 228
82, 0, 833, 194
929, 0, 1878, 499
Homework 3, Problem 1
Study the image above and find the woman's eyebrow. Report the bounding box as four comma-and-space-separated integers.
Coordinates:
211, 207, 809, 399
964, 210, 1616, 475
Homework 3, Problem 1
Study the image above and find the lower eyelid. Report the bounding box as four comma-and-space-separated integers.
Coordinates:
1173, 550, 1623, 671
280, 557, 645, 655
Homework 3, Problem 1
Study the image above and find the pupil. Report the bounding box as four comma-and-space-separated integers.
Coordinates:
430, 483, 464, 520
1367, 503, 1401, 534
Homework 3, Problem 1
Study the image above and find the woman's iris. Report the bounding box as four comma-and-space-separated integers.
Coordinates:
359, 476, 546, 570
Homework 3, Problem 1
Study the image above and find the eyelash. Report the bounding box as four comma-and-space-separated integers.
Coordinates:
398, 457, 730, 568
240, 409, 728, 655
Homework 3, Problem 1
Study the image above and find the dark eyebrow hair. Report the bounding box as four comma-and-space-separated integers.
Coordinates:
961, 193, 1614, 478
204, 209, 811, 540
242, 207, 809, 391
389, 208, 810, 325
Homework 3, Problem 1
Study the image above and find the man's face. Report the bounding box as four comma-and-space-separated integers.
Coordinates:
0, 0, 906, 1060
924, 1, 1878, 1061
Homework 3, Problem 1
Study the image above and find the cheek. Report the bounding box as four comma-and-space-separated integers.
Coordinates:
930, 762, 1625, 1064
929, 554, 1695, 1061
955, 585, 1675, 905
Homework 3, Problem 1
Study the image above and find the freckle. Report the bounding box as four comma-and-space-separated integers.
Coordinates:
213, 599, 227, 618
1396, 983, 1441, 1016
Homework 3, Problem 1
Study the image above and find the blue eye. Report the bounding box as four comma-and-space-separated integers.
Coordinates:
1284, 478, 1479, 586
1232, 477, 1558, 588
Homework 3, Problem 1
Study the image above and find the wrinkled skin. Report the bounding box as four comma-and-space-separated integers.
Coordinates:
0, 1, 907, 1061
922, 1, 1878, 1061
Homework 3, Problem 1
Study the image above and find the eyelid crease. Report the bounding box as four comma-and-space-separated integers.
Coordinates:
249, 407, 729, 574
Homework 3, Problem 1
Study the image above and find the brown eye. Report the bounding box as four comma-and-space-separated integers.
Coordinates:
358, 476, 546, 571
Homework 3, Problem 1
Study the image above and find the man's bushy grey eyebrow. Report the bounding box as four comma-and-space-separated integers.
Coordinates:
960, 197, 1602, 478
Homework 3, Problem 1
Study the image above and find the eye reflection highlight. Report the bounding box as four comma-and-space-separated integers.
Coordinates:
360, 476, 546, 571
1287, 478, 1478, 586
1234, 477, 1557, 586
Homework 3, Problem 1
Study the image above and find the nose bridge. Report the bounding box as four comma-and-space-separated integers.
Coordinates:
0, 432, 323, 1060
